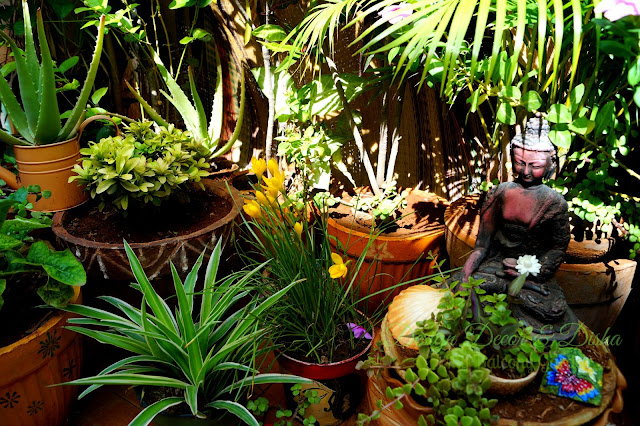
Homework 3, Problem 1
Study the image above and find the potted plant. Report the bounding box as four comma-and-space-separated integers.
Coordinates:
52, 120, 242, 281
0, 185, 86, 425
358, 265, 625, 425
0, 0, 106, 211
249, 7, 450, 313
60, 238, 310, 425
240, 156, 390, 424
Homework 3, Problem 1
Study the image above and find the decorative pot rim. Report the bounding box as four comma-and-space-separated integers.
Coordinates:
278, 331, 375, 369
489, 365, 539, 385
0, 285, 81, 356
51, 180, 242, 249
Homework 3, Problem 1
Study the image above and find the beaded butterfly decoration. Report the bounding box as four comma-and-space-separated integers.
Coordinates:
539, 347, 603, 406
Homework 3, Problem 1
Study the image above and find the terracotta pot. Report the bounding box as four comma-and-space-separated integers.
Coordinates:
327, 189, 448, 313
444, 195, 636, 335
0, 286, 82, 426
278, 331, 373, 425
51, 180, 242, 281
0, 115, 118, 212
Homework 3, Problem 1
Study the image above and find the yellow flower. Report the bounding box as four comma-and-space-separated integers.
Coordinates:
255, 190, 277, 207
267, 158, 280, 177
263, 158, 285, 192
294, 222, 303, 238
243, 199, 262, 219
329, 252, 348, 279
250, 157, 267, 178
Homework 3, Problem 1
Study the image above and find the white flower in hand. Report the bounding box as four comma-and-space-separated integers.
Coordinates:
516, 255, 541, 277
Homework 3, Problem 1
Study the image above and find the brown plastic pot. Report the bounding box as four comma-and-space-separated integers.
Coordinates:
327, 189, 448, 313
444, 195, 636, 335
51, 180, 242, 281
0, 115, 119, 212
0, 286, 82, 426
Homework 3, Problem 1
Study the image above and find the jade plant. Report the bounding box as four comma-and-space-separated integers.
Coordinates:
0, 186, 85, 311
358, 262, 544, 425
0, 0, 105, 146
70, 121, 210, 211
61, 239, 309, 425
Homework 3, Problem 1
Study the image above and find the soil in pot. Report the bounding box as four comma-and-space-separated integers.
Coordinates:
280, 323, 371, 365
0, 273, 56, 347
61, 188, 232, 244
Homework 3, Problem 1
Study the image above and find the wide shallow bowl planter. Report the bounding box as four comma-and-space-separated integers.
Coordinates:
0, 115, 117, 212
444, 194, 636, 335
51, 179, 242, 281
372, 317, 625, 425
328, 188, 448, 313
488, 368, 539, 396
0, 286, 82, 426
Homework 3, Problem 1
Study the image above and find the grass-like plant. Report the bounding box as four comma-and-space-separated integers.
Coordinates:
69, 121, 211, 211
0, 0, 105, 146
60, 239, 310, 425
241, 157, 383, 364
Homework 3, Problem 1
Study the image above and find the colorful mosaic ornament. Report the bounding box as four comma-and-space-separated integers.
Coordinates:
539, 347, 603, 406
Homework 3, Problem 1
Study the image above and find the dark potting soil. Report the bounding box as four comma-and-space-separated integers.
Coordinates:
0, 273, 56, 347
491, 328, 614, 423
62, 186, 232, 244
281, 323, 372, 365
139, 386, 191, 416
329, 188, 447, 237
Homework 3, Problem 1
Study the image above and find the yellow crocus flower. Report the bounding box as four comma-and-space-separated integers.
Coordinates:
255, 190, 277, 207
294, 222, 303, 238
243, 199, 262, 219
251, 157, 267, 178
329, 253, 348, 279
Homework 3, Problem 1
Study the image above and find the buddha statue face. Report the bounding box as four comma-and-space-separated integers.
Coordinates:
510, 117, 557, 185
512, 147, 554, 186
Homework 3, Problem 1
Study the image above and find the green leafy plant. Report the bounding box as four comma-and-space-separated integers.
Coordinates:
0, 0, 106, 146
127, 47, 246, 159
61, 239, 310, 425
0, 186, 85, 311
69, 120, 211, 211
358, 261, 544, 425
247, 383, 321, 426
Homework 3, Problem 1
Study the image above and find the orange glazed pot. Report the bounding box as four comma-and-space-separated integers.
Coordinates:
0, 286, 82, 426
0, 115, 117, 212
327, 189, 448, 313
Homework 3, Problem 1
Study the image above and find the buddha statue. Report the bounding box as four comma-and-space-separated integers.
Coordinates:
459, 117, 578, 341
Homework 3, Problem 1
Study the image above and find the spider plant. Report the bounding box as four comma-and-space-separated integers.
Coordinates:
0, 0, 105, 146
126, 45, 246, 159
60, 239, 309, 425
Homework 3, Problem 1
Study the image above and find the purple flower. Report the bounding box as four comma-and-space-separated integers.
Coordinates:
594, 0, 640, 21
378, 3, 413, 25
347, 323, 372, 339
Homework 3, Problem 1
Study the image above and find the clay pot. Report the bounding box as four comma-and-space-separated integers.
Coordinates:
278, 331, 374, 425
444, 195, 636, 335
51, 180, 242, 281
0, 286, 82, 426
327, 189, 448, 313
488, 369, 538, 396
0, 115, 118, 212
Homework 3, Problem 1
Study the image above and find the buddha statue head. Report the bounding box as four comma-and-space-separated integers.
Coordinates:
510, 117, 557, 185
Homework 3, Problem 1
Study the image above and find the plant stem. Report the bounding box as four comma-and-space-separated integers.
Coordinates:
261, 1, 275, 162
385, 78, 407, 185
577, 134, 640, 181
325, 57, 380, 195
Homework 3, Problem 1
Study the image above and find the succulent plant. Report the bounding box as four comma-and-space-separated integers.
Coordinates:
70, 121, 210, 211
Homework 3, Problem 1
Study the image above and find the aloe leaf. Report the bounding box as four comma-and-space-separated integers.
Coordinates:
124, 81, 170, 127
211, 68, 245, 158
20, 0, 40, 93
34, 9, 61, 144
208, 43, 224, 148
188, 67, 208, 143
0, 54, 31, 142
59, 15, 106, 140
206, 401, 259, 426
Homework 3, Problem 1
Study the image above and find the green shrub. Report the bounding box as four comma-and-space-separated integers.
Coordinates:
71, 121, 210, 211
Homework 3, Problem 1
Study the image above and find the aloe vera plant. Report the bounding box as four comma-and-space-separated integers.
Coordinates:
0, 0, 105, 146
127, 46, 245, 159
61, 239, 309, 425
